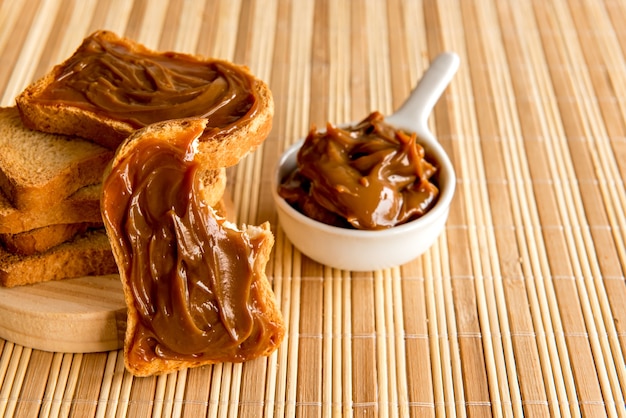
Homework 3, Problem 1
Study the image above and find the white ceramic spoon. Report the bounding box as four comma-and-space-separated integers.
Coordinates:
385, 51, 460, 141
273, 52, 460, 271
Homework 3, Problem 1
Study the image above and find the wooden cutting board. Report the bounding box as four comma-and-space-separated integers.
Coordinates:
0, 275, 126, 353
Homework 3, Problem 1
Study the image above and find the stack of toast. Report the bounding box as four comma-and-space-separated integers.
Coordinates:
2, 30, 284, 375
0, 105, 232, 288
0, 107, 117, 287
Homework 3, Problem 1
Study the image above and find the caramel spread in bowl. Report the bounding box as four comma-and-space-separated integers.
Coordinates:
279, 112, 439, 230
34, 31, 259, 137
101, 120, 282, 364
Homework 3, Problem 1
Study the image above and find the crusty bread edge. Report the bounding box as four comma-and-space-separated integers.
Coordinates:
194, 79, 274, 170
17, 95, 131, 150
102, 118, 228, 207
108, 118, 206, 169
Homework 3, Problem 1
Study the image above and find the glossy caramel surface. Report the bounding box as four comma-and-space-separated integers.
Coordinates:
102, 121, 281, 363
36, 31, 259, 136
279, 112, 439, 230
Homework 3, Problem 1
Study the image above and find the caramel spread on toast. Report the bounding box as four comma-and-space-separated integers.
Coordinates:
102, 120, 282, 366
34, 31, 259, 138
279, 112, 439, 230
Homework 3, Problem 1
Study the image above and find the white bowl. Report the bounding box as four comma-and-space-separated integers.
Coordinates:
271, 52, 459, 271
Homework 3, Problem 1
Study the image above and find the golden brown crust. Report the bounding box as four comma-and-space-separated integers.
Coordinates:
193, 81, 274, 169
16, 30, 159, 148
16, 30, 274, 169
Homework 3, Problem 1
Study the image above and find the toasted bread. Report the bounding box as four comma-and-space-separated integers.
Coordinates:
0, 229, 116, 288
0, 222, 101, 256
16, 30, 274, 169
102, 118, 283, 376
0, 184, 102, 235
0, 107, 113, 211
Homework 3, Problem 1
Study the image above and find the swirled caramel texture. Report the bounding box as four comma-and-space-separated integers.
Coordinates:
34, 31, 258, 136
279, 112, 439, 230
102, 120, 282, 368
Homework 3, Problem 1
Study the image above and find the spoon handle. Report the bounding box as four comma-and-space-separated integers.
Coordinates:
386, 52, 460, 129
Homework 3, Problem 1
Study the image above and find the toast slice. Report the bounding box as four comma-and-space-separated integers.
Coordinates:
0, 107, 113, 211
0, 222, 101, 256
0, 184, 102, 235
16, 30, 274, 169
0, 229, 117, 288
102, 118, 283, 376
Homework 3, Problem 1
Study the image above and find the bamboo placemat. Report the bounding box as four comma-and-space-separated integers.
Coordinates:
1, 0, 625, 416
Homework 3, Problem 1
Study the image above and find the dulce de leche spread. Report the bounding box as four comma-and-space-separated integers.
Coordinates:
101, 121, 281, 364
279, 112, 439, 230
33, 31, 258, 136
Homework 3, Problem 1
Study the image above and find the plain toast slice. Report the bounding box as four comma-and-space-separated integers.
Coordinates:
0, 184, 102, 235
0, 107, 113, 211
0, 229, 116, 288
1, 222, 101, 256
